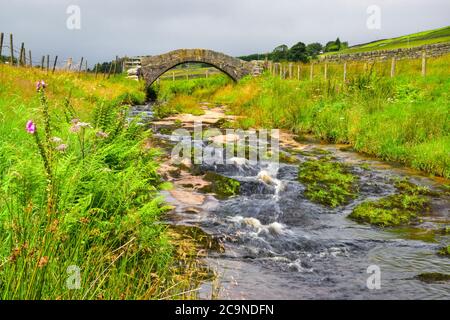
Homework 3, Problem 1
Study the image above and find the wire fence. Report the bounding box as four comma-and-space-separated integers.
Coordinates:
0, 32, 123, 77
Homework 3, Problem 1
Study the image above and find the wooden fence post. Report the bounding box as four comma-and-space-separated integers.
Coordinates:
85, 60, 88, 73
106, 59, 112, 78
324, 63, 328, 80
28, 50, 32, 67
288, 63, 293, 79
78, 57, 84, 73
9, 34, 14, 65
52, 55, 58, 73
310, 63, 313, 80
421, 51, 426, 77
0, 33, 3, 59
46, 55, 50, 73
172, 71, 175, 81
297, 65, 300, 80
390, 57, 396, 78
19, 42, 24, 66
41, 56, 45, 70
343, 62, 347, 82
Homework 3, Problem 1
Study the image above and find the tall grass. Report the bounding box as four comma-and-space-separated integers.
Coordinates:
0, 65, 204, 299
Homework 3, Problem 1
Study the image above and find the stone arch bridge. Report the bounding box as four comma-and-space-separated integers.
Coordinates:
140, 49, 258, 86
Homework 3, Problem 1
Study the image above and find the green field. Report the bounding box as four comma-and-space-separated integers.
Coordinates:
324, 25, 450, 55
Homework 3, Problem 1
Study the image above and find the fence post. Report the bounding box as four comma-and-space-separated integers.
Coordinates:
310, 63, 313, 80
41, 56, 45, 70
172, 71, 175, 81
390, 57, 396, 78
28, 50, 32, 67
324, 63, 328, 80
106, 59, 112, 78
19, 42, 24, 66
0, 33, 3, 59
79, 57, 84, 74
85, 60, 88, 73
46, 55, 50, 73
52, 55, 58, 73
297, 65, 300, 80
280, 63, 284, 79
9, 34, 14, 65
421, 51, 426, 77
288, 63, 293, 79
343, 62, 347, 82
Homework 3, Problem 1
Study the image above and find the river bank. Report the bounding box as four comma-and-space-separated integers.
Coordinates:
142, 101, 449, 299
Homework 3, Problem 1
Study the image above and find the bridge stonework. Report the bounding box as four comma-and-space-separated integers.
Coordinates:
140, 49, 254, 85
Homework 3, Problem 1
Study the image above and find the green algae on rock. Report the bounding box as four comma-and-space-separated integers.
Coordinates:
348, 179, 433, 227
437, 245, 450, 257
298, 157, 358, 207
200, 171, 240, 199
414, 272, 450, 283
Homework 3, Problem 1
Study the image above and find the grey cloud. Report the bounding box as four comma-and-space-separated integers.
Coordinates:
0, 0, 448, 67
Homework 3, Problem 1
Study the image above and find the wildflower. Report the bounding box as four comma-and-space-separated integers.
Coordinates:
70, 118, 80, 125
96, 131, 109, 138
70, 120, 92, 133
55, 144, 68, 152
69, 124, 81, 133
51, 136, 63, 143
26, 120, 36, 134
36, 80, 47, 92
77, 122, 92, 128
38, 256, 49, 268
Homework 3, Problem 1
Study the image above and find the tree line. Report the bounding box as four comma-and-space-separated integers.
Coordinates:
239, 38, 348, 62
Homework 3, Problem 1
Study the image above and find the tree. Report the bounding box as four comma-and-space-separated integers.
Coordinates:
306, 43, 323, 58
288, 42, 308, 62
271, 44, 289, 62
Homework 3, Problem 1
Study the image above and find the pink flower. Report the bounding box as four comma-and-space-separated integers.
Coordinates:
55, 144, 68, 152
96, 131, 109, 138
36, 80, 47, 92
26, 120, 36, 134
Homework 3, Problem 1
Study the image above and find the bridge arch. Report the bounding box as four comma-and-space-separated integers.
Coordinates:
140, 49, 254, 86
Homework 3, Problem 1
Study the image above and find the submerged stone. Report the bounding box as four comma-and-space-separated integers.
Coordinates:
415, 272, 450, 283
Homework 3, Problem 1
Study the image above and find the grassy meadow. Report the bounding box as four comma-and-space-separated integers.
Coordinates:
155, 54, 450, 178
0, 65, 206, 299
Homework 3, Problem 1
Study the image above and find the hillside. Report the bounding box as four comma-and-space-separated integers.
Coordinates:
326, 25, 450, 55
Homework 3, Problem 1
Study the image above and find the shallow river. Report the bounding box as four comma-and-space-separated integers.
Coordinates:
130, 103, 449, 300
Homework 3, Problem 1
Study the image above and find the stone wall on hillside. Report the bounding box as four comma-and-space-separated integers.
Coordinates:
320, 42, 450, 62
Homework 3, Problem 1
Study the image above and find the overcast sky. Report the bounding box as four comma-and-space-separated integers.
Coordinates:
0, 0, 449, 67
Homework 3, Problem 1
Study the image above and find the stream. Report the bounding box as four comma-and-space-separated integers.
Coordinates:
129, 103, 449, 300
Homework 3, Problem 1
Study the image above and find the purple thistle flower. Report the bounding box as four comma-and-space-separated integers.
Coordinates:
26, 120, 36, 134
36, 80, 47, 92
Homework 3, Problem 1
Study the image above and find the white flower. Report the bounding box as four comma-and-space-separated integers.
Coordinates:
51, 137, 63, 143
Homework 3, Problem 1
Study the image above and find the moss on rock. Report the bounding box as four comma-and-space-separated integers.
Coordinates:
415, 272, 450, 283
349, 179, 432, 227
201, 171, 240, 199
298, 157, 358, 207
